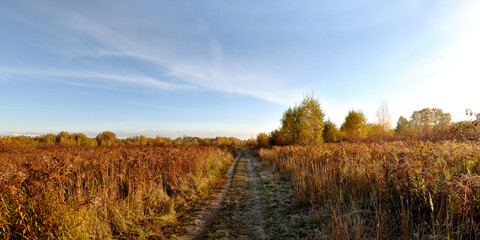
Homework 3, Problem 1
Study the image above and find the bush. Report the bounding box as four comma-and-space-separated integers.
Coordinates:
323, 120, 339, 142
256, 132, 269, 148
96, 131, 116, 146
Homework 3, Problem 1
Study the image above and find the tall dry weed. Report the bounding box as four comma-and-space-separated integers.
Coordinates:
0, 144, 233, 239
259, 141, 480, 239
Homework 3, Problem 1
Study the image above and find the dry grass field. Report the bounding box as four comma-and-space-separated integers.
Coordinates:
259, 140, 480, 239
0, 142, 234, 239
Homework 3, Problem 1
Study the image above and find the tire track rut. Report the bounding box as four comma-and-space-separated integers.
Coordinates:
199, 149, 266, 240
178, 150, 242, 240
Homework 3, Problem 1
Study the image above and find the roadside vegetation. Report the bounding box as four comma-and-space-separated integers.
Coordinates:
2, 94, 480, 239
1, 131, 245, 148
0, 143, 234, 239
256, 94, 480, 239
260, 141, 480, 238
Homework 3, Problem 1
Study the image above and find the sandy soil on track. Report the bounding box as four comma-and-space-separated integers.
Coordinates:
181, 149, 321, 240
202, 150, 265, 240
178, 151, 242, 240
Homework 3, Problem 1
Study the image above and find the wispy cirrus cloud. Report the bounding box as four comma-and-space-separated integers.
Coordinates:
6, 1, 303, 106
0, 66, 195, 92
125, 101, 208, 112
62, 81, 132, 92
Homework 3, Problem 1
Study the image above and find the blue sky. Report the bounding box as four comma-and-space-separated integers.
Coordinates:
1, 0, 479, 139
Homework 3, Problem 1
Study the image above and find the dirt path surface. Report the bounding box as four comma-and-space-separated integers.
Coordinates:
178, 151, 241, 240
202, 150, 266, 240
246, 151, 267, 240
181, 149, 321, 240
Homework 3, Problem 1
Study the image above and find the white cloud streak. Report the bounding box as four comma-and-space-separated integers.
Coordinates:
62, 81, 130, 92
13, 3, 303, 106
0, 66, 194, 92
125, 101, 208, 112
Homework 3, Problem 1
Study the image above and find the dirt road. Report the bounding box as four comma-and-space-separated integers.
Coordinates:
202, 150, 266, 240
180, 149, 321, 240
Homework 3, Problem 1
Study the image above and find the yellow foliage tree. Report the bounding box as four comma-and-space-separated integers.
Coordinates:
256, 132, 269, 148
340, 110, 368, 141
279, 94, 325, 145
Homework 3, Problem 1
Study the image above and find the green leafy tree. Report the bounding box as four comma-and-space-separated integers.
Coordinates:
279, 107, 296, 144
278, 94, 325, 145
323, 120, 339, 142
340, 110, 368, 141
296, 95, 326, 145
395, 115, 413, 132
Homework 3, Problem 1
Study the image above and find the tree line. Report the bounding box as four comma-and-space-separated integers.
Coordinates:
255, 94, 479, 146
0, 131, 246, 147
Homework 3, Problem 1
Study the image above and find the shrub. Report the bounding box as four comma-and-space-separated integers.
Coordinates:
256, 132, 269, 148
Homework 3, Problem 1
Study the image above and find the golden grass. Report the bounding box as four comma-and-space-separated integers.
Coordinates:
259, 140, 480, 239
0, 144, 234, 239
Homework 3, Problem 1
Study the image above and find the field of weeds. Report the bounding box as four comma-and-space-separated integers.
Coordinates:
0, 143, 234, 239
259, 140, 480, 239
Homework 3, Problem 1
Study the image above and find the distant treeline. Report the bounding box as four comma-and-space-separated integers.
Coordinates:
254, 95, 480, 146
0, 131, 246, 147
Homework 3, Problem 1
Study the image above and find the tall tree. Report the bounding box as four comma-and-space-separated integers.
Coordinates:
96, 131, 116, 146
71, 133, 89, 146
395, 115, 413, 132
411, 108, 452, 132
376, 101, 392, 132
278, 94, 325, 145
296, 95, 326, 145
411, 108, 433, 133
340, 110, 368, 141
432, 108, 452, 128
44, 133, 56, 145
56, 131, 70, 144
269, 129, 286, 146
279, 107, 296, 145
323, 120, 339, 142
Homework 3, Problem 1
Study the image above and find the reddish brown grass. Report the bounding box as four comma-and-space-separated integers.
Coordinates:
0, 143, 234, 239
259, 140, 480, 239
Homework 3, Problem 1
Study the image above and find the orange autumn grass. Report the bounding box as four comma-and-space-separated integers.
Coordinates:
260, 140, 480, 239
0, 143, 234, 239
